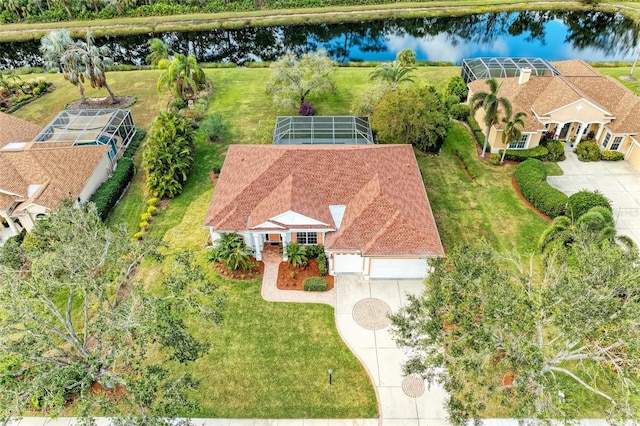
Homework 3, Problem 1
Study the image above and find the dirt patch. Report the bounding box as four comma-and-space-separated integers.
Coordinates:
214, 261, 264, 280
511, 175, 553, 223
277, 258, 334, 291
66, 95, 135, 110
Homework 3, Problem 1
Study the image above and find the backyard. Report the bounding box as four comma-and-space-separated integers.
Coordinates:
11, 64, 639, 417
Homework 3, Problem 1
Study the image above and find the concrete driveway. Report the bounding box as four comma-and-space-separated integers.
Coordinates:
547, 152, 640, 246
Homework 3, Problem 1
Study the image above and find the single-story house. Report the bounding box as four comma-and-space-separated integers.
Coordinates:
204, 144, 444, 279
467, 59, 640, 168
0, 109, 135, 239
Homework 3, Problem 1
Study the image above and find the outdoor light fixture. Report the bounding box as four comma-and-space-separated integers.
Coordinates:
328, 369, 333, 385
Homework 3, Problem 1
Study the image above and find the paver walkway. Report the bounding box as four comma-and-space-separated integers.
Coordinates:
547, 152, 640, 247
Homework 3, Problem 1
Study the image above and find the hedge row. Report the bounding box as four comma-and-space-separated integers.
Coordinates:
601, 150, 624, 161
123, 129, 147, 159
466, 115, 490, 152
514, 159, 568, 218
90, 157, 135, 221
499, 146, 549, 162
303, 277, 327, 292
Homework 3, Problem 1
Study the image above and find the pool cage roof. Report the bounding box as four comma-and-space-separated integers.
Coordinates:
461, 57, 561, 84
33, 109, 135, 147
273, 116, 374, 145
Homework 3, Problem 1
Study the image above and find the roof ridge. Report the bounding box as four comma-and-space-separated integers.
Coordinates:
361, 208, 402, 255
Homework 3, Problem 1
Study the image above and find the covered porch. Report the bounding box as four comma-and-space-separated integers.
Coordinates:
544, 122, 606, 148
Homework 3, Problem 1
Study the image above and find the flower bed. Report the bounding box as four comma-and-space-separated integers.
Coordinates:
277, 258, 334, 291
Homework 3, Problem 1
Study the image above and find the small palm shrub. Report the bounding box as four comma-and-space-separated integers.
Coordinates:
575, 141, 601, 161
209, 232, 255, 272
286, 243, 308, 268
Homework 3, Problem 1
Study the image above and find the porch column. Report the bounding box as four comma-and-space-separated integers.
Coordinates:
252, 233, 262, 261
5, 216, 19, 236
574, 124, 587, 145
595, 125, 605, 143
554, 122, 564, 139
281, 232, 288, 261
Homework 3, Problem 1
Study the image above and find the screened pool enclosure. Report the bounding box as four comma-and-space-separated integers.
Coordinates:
461, 57, 561, 84
273, 116, 374, 145
33, 109, 136, 161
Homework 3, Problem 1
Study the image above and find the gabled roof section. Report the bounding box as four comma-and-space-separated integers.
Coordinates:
205, 144, 444, 257
0, 112, 42, 149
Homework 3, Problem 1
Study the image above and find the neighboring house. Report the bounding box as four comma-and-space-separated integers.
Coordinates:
204, 144, 444, 279
0, 109, 135, 240
467, 59, 640, 168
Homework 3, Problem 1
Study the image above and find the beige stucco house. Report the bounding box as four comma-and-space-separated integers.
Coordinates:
204, 144, 444, 279
468, 59, 640, 168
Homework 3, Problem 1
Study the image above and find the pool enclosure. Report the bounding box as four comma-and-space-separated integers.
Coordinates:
33, 109, 136, 161
273, 116, 374, 145
461, 57, 561, 84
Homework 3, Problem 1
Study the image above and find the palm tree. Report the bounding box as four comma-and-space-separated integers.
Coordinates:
286, 243, 308, 269
157, 53, 206, 102
500, 111, 527, 164
469, 78, 512, 158
369, 61, 415, 87
539, 206, 636, 254
209, 232, 254, 271
146, 38, 169, 68
40, 30, 117, 104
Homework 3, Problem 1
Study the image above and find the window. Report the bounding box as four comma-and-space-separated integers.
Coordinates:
602, 132, 611, 148
296, 232, 318, 245
508, 134, 529, 149
611, 136, 623, 151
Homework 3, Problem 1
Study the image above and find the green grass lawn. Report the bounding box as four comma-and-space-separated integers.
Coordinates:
596, 67, 640, 96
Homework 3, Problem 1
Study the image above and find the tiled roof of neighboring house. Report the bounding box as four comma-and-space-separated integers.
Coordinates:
0, 112, 42, 148
0, 142, 108, 213
205, 144, 444, 257
468, 59, 640, 135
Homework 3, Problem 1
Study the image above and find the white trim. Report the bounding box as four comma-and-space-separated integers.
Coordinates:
544, 98, 613, 118
269, 210, 329, 227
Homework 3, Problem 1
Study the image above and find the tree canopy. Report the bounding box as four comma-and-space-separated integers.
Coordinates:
265, 50, 336, 109
0, 202, 225, 420
370, 85, 449, 152
391, 238, 640, 424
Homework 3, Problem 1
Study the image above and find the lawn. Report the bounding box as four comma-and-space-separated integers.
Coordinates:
596, 67, 640, 96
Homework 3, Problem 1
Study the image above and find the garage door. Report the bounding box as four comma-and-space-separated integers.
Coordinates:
332, 254, 363, 274
369, 258, 428, 279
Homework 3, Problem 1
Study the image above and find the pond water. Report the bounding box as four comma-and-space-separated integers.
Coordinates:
0, 10, 638, 69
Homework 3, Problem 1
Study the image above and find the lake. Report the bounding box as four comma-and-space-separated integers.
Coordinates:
0, 9, 638, 69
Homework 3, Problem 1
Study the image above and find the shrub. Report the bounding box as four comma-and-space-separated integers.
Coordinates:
499, 146, 548, 162
444, 94, 461, 110
514, 159, 568, 218
169, 98, 186, 111
89, 157, 134, 221
601, 150, 624, 161
211, 158, 224, 174
147, 197, 159, 207
140, 212, 151, 222
466, 114, 488, 150
147, 205, 158, 216
446, 75, 468, 101
139, 220, 149, 230
132, 232, 143, 240
123, 128, 147, 159
192, 98, 209, 120
303, 277, 327, 292
200, 113, 226, 143
449, 103, 470, 121
489, 153, 501, 165
317, 252, 328, 276
299, 101, 315, 116
286, 243, 307, 268
0, 230, 26, 270
304, 244, 325, 259
545, 139, 566, 162
575, 141, 601, 161
567, 190, 612, 220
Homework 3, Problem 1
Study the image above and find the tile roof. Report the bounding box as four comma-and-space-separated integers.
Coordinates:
0, 112, 42, 148
468, 59, 640, 135
205, 144, 444, 257
0, 143, 109, 213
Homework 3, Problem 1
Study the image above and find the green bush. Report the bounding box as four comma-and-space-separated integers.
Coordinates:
89, 157, 135, 221
140, 212, 151, 222
575, 140, 601, 161
317, 252, 328, 276
200, 113, 227, 143
514, 159, 568, 218
304, 244, 325, 259
0, 230, 26, 270
489, 153, 501, 165
601, 150, 624, 161
567, 190, 612, 220
211, 158, 224, 174
123, 128, 147, 159
192, 98, 209, 120
499, 146, 548, 162
147, 205, 158, 216
132, 232, 143, 240
139, 220, 149, 230
545, 139, 566, 162
303, 277, 327, 292
147, 197, 159, 207
449, 104, 470, 121
466, 115, 489, 151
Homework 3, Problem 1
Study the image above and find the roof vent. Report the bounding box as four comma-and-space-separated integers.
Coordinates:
518, 68, 532, 85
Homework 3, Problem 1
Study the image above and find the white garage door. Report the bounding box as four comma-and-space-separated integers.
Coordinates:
369, 258, 428, 279
333, 254, 363, 274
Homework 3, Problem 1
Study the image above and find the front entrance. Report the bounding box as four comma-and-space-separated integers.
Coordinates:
265, 233, 281, 246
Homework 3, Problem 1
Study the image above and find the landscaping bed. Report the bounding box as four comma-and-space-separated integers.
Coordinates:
214, 260, 264, 280
277, 258, 334, 291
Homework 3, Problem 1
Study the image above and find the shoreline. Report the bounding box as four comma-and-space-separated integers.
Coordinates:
1, 0, 639, 42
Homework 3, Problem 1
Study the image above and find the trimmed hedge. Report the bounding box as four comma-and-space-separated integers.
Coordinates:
317, 252, 328, 276
466, 115, 488, 151
575, 140, 601, 161
449, 104, 470, 121
90, 157, 134, 221
601, 150, 624, 161
123, 128, 147, 159
303, 277, 327, 292
567, 190, 612, 220
499, 146, 548, 162
514, 159, 568, 218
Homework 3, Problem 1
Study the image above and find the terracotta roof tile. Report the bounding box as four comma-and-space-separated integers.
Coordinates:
0, 112, 42, 148
205, 144, 444, 256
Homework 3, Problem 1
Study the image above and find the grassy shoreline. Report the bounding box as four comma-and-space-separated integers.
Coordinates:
1, 0, 639, 42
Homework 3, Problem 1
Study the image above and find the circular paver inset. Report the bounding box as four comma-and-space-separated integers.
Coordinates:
352, 298, 392, 330
402, 375, 426, 398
